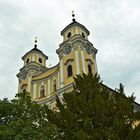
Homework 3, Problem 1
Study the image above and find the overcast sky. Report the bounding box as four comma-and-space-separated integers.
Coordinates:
0, 0, 140, 103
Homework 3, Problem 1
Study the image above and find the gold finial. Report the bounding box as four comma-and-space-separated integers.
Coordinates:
72, 11, 75, 17
34, 37, 37, 48
72, 10, 76, 22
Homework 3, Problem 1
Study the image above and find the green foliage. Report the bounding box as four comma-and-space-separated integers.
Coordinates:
47, 73, 140, 140
0, 92, 57, 140
0, 74, 140, 139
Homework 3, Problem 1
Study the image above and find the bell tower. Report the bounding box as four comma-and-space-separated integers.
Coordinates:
56, 12, 98, 88
22, 37, 48, 68
17, 38, 48, 93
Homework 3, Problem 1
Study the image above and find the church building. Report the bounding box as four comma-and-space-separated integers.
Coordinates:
17, 14, 140, 111
17, 14, 97, 109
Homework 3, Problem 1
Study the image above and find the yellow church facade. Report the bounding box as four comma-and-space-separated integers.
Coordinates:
17, 16, 98, 109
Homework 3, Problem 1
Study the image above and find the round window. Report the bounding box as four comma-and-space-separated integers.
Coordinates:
39, 58, 42, 63
67, 32, 71, 38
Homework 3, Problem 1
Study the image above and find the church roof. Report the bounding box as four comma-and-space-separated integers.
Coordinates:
22, 44, 48, 60
22, 46, 48, 60
22, 38, 48, 60
32, 63, 59, 81
61, 20, 90, 35
27, 47, 43, 54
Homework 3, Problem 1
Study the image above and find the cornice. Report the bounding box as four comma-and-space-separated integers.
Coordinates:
56, 35, 98, 56
19, 61, 47, 71
32, 64, 60, 83
22, 50, 48, 60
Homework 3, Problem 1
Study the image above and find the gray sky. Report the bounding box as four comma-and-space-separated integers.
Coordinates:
0, 0, 140, 103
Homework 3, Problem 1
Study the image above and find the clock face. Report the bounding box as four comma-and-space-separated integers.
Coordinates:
21, 70, 27, 80
64, 45, 72, 55
86, 45, 92, 54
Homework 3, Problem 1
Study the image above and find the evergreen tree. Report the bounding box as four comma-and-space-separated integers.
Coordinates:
47, 73, 140, 140
0, 92, 57, 140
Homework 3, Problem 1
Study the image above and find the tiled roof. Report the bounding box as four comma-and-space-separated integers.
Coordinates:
61, 20, 90, 35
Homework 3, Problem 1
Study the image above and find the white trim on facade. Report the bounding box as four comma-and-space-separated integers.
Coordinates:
60, 59, 64, 88
79, 27, 82, 35
33, 83, 37, 98
81, 50, 86, 73
18, 80, 20, 93
28, 77, 31, 92
32, 54, 35, 61
44, 82, 46, 96
75, 50, 80, 75
48, 79, 50, 98
57, 72, 60, 89
94, 57, 98, 73
40, 81, 46, 96
76, 27, 78, 34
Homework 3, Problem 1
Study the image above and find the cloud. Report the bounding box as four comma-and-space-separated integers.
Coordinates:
0, 0, 140, 103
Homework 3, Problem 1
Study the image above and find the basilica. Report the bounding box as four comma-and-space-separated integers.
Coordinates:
17, 14, 140, 111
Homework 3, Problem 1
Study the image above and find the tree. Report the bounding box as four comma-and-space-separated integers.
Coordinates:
0, 92, 57, 140
46, 73, 140, 140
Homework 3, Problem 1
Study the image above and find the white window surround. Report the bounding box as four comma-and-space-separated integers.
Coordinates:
87, 60, 93, 74
32, 54, 35, 61
60, 59, 64, 88
53, 79, 57, 92
28, 77, 31, 92
39, 82, 46, 97
65, 60, 73, 78
57, 72, 60, 89
33, 83, 37, 98
81, 50, 86, 73
48, 79, 50, 98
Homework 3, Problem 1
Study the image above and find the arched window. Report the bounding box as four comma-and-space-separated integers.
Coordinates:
23, 89, 26, 93
67, 64, 73, 77
40, 86, 45, 97
21, 84, 27, 93
88, 64, 92, 74
26, 58, 29, 64
53, 80, 56, 92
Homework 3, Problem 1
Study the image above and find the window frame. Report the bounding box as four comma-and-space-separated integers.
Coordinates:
40, 85, 45, 98
67, 64, 73, 77
88, 63, 92, 74
86, 59, 93, 74
64, 59, 74, 78
53, 80, 57, 92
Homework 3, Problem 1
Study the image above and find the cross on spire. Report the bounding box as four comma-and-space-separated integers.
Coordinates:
34, 37, 37, 48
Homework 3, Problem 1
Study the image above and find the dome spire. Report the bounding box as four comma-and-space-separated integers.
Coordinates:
34, 37, 37, 48
72, 11, 76, 22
